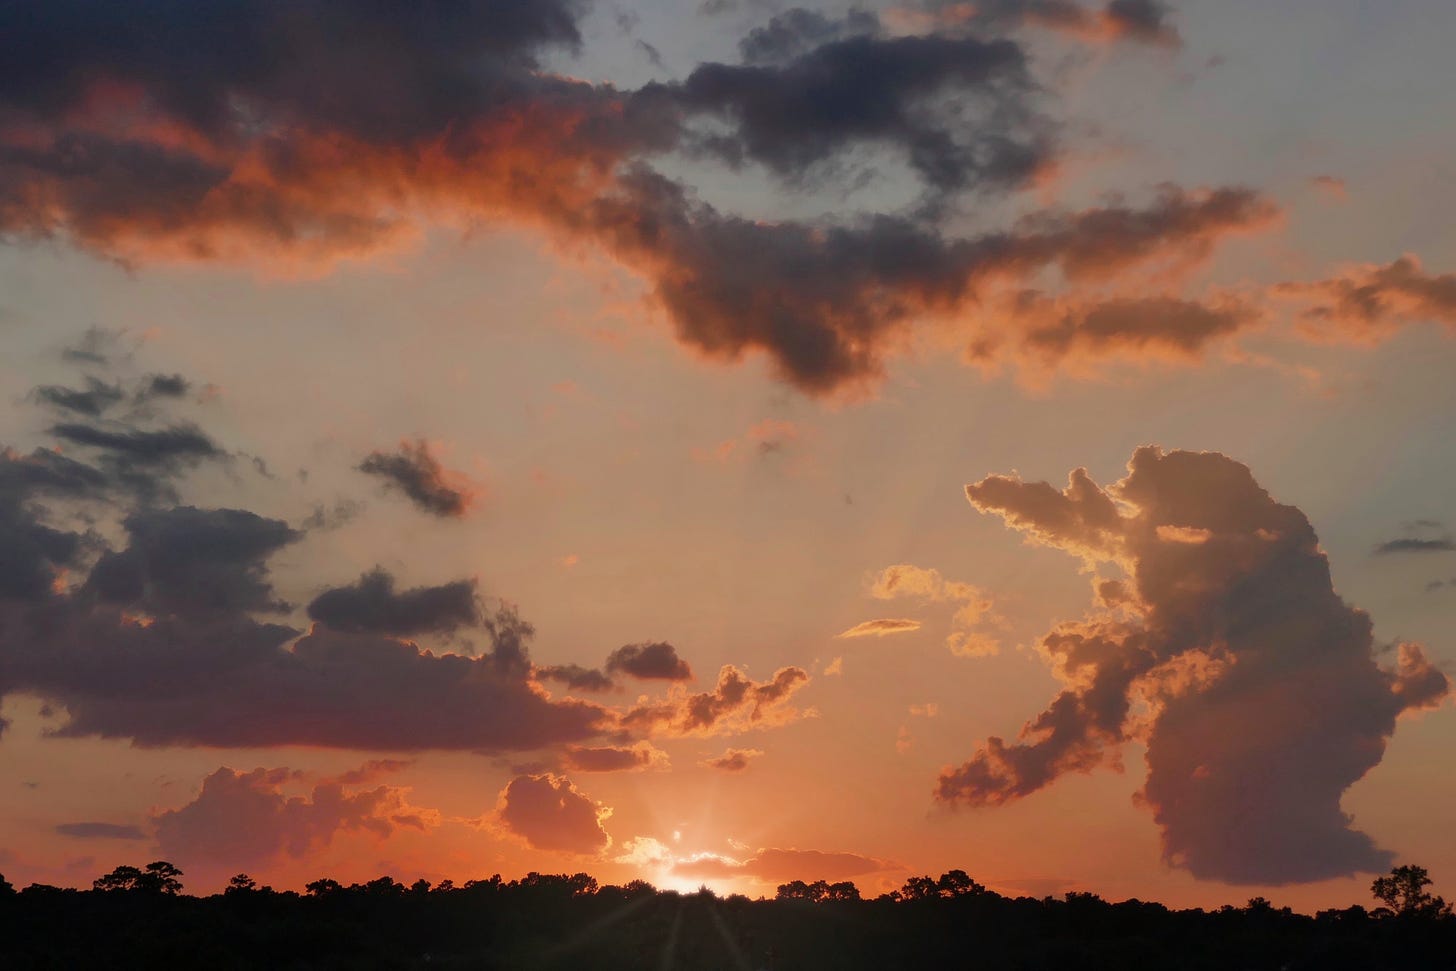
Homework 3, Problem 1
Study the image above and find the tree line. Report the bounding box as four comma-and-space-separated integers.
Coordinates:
0, 862, 1450, 969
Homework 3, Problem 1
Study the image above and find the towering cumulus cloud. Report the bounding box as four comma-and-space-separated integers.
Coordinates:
942, 447, 1448, 884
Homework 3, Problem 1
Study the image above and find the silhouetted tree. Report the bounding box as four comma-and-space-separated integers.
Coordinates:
937, 869, 986, 898
305, 878, 343, 896
92, 861, 182, 895
224, 873, 257, 895
0, 872, 13, 896
1372, 865, 1451, 918
897, 875, 941, 901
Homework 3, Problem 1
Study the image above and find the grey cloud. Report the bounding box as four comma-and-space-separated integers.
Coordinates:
358, 441, 474, 518
605, 641, 694, 681
307, 568, 480, 636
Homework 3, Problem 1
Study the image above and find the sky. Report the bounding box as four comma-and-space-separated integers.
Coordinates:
0, 0, 1454, 911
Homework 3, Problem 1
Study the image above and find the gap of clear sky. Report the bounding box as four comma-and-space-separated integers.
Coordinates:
0, 0, 1454, 911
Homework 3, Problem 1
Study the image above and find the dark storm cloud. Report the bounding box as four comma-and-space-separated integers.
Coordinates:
945, 447, 1448, 884
358, 440, 475, 518
84, 506, 302, 618
737, 8, 881, 64
605, 641, 694, 681
306, 568, 480, 636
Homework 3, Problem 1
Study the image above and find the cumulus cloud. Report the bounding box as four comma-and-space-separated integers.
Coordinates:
621, 665, 812, 737
153, 765, 436, 866
306, 568, 480, 636
942, 447, 1449, 884
0, 350, 814, 759
358, 440, 476, 518
837, 618, 922, 638
0, 1, 1281, 396
84, 506, 302, 618
1285, 255, 1456, 342
495, 774, 613, 855
869, 564, 1000, 656
673, 847, 899, 882
699, 748, 764, 772
563, 742, 670, 773
605, 641, 694, 681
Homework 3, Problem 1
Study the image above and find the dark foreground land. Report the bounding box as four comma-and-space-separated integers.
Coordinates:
2, 868, 1453, 970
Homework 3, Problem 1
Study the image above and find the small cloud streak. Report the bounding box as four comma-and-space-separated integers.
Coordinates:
837, 618, 922, 638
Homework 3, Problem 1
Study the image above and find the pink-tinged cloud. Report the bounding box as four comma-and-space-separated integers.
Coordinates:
699, 748, 764, 772
153, 764, 437, 866
673, 847, 901, 882
944, 447, 1449, 884
620, 665, 812, 738
495, 774, 612, 856
837, 618, 923, 638
1284, 255, 1456, 342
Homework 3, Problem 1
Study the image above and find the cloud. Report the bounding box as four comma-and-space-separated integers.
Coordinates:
912, 0, 1181, 47
621, 665, 812, 737
536, 663, 617, 692
1, 599, 612, 751
837, 618, 923, 638
606, 642, 695, 681
673, 847, 899, 882
1372, 522, 1456, 555
358, 440, 476, 518
0, 2, 1280, 397
976, 292, 1263, 378
153, 765, 437, 866
943, 447, 1449, 884
563, 742, 670, 773
84, 506, 302, 618
869, 564, 1000, 656
1285, 255, 1456, 342
495, 774, 612, 855
699, 748, 764, 772
32, 377, 126, 417
54, 822, 146, 841
669, 13, 1052, 198
306, 568, 480, 636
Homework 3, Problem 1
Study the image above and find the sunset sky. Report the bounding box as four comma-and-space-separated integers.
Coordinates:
1, 0, 1455, 911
